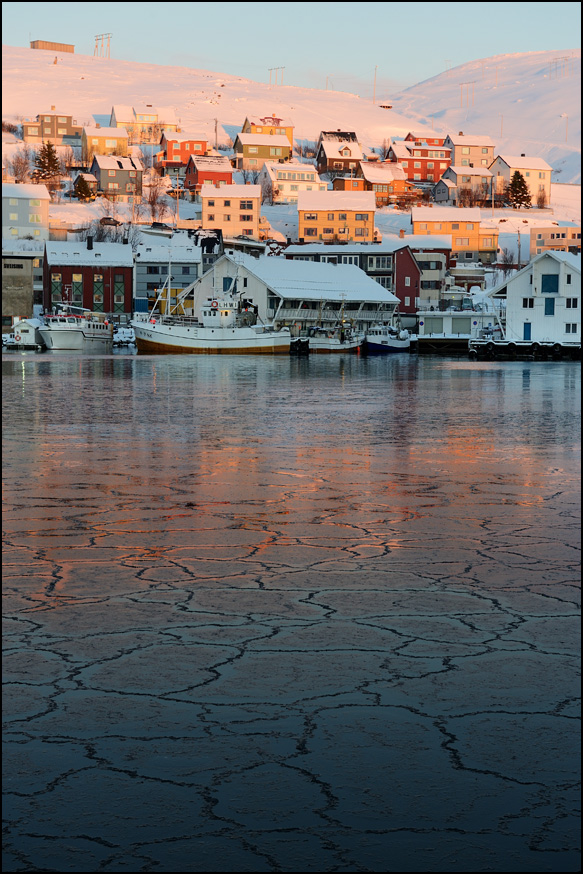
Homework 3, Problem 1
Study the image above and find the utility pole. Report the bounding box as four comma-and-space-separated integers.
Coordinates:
373, 66, 378, 104
214, 118, 218, 151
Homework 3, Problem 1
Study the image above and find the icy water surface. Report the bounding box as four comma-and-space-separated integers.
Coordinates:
2, 353, 581, 872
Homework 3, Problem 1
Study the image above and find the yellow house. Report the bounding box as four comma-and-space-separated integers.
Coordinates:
411, 207, 499, 263
298, 191, 376, 243
82, 126, 128, 162
200, 184, 262, 239
489, 155, 552, 207
242, 114, 294, 147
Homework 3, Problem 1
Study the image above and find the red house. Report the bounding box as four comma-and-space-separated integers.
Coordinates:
154, 132, 208, 177
386, 140, 451, 185
404, 131, 447, 147
184, 155, 233, 194
43, 239, 134, 317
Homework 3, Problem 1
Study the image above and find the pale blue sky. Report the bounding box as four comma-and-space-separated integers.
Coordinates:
2, 1, 581, 96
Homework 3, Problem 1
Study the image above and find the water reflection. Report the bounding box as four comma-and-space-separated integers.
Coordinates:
2, 354, 581, 873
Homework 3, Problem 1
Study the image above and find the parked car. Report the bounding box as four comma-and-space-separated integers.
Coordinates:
100, 217, 121, 226
151, 221, 172, 230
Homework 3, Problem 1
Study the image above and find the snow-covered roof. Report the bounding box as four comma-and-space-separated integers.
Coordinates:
298, 190, 375, 211
318, 139, 364, 161
44, 241, 134, 267
235, 133, 291, 147
261, 161, 321, 181
91, 155, 144, 171
227, 253, 399, 304
78, 173, 97, 182
1, 238, 45, 254
200, 184, 260, 198
111, 105, 134, 121
135, 242, 202, 263
162, 131, 206, 143
2, 182, 50, 200
493, 155, 553, 171
487, 250, 580, 296
388, 142, 411, 158
133, 104, 159, 115
156, 106, 177, 123
446, 133, 495, 146
436, 178, 456, 188
359, 163, 407, 183
84, 126, 128, 138
412, 206, 482, 222
189, 155, 232, 170
286, 241, 410, 256
406, 131, 446, 141
401, 234, 453, 249
246, 115, 294, 127
447, 166, 493, 177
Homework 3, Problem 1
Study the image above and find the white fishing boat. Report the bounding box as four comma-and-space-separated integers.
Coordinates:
131, 276, 290, 355
38, 308, 113, 352
364, 323, 411, 354
306, 323, 363, 353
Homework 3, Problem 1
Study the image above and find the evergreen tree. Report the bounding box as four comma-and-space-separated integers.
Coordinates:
507, 170, 531, 209
75, 174, 94, 201
31, 142, 62, 196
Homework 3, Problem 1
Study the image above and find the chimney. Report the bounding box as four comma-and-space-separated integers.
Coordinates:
87, 236, 93, 250
51, 105, 56, 111
399, 229, 405, 239
521, 153, 525, 157
458, 131, 464, 136
96, 123, 100, 129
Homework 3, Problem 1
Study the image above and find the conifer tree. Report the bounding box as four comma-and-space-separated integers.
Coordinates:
507, 170, 531, 209
75, 174, 93, 201
31, 141, 62, 196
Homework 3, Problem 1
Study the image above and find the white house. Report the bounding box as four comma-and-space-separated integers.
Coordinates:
489, 250, 580, 345
258, 161, 327, 204
489, 155, 553, 207
2, 183, 51, 241
188, 252, 400, 333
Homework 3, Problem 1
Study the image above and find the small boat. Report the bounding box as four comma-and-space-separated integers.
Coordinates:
307, 323, 363, 354
131, 276, 290, 355
363, 323, 411, 354
38, 308, 113, 352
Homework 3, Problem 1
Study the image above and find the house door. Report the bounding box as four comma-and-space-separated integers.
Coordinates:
523, 323, 532, 341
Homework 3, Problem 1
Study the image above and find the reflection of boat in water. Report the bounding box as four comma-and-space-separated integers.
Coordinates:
38, 308, 113, 351
307, 323, 363, 353
131, 275, 290, 355
363, 323, 411, 354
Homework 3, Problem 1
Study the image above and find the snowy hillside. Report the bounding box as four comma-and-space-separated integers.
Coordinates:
1, 45, 580, 182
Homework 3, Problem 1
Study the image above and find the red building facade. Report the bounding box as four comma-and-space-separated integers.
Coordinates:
43, 240, 134, 316
184, 156, 233, 193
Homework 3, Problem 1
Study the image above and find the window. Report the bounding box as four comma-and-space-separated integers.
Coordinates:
207, 214, 215, 221
544, 298, 555, 316
105, 140, 117, 148
566, 298, 578, 308
427, 162, 434, 169
462, 176, 471, 183
107, 182, 119, 189
29, 214, 42, 223
323, 227, 334, 234
224, 215, 231, 221
248, 147, 258, 154
455, 238, 469, 246
522, 298, 534, 308
355, 214, 369, 221
304, 213, 317, 221
466, 223, 474, 230
240, 215, 252, 222
405, 277, 411, 287
9, 212, 18, 220
240, 201, 253, 210
462, 147, 470, 154
452, 223, 459, 230
565, 323, 578, 333
328, 213, 335, 221
567, 274, 572, 285
414, 162, 421, 168
270, 147, 282, 156
414, 174, 421, 180
404, 297, 410, 307
541, 274, 559, 294
147, 266, 160, 274
305, 228, 317, 237
355, 228, 368, 237
223, 200, 231, 207
207, 199, 215, 207
482, 237, 493, 247
482, 148, 489, 154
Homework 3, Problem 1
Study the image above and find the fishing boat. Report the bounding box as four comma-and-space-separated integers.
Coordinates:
307, 323, 363, 353
363, 323, 411, 354
38, 307, 113, 352
131, 276, 290, 354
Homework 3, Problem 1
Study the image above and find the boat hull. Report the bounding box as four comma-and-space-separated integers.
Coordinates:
38, 328, 113, 352
133, 322, 290, 354
364, 339, 411, 354
308, 339, 362, 353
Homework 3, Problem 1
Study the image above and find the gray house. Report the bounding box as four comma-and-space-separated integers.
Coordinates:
90, 155, 144, 202
133, 237, 202, 313
433, 165, 493, 206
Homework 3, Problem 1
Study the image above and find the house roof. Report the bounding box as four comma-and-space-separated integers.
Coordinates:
245, 114, 294, 127
359, 163, 407, 183
91, 155, 144, 171
84, 126, 128, 138
261, 161, 322, 180
446, 133, 495, 146
226, 252, 399, 304
188, 155, 232, 171
405, 131, 446, 141
388, 141, 412, 158
298, 190, 375, 211
318, 139, 364, 161
135, 242, 202, 263
44, 241, 134, 267
111, 105, 134, 121
412, 206, 482, 222
285, 241, 413, 256
235, 133, 291, 148
400, 234, 453, 250
162, 131, 207, 143
493, 155, 553, 171
435, 178, 456, 188
2, 182, 50, 200
447, 166, 493, 177
200, 184, 260, 198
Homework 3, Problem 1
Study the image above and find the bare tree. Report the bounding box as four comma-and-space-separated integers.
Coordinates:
145, 173, 169, 221
261, 177, 273, 205
375, 138, 391, 161
10, 149, 32, 183
500, 247, 515, 276
536, 190, 547, 209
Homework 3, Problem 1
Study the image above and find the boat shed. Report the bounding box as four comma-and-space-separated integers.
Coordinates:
189, 252, 400, 332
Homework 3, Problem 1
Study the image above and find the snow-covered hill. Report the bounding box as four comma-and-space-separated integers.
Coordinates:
2, 45, 580, 182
